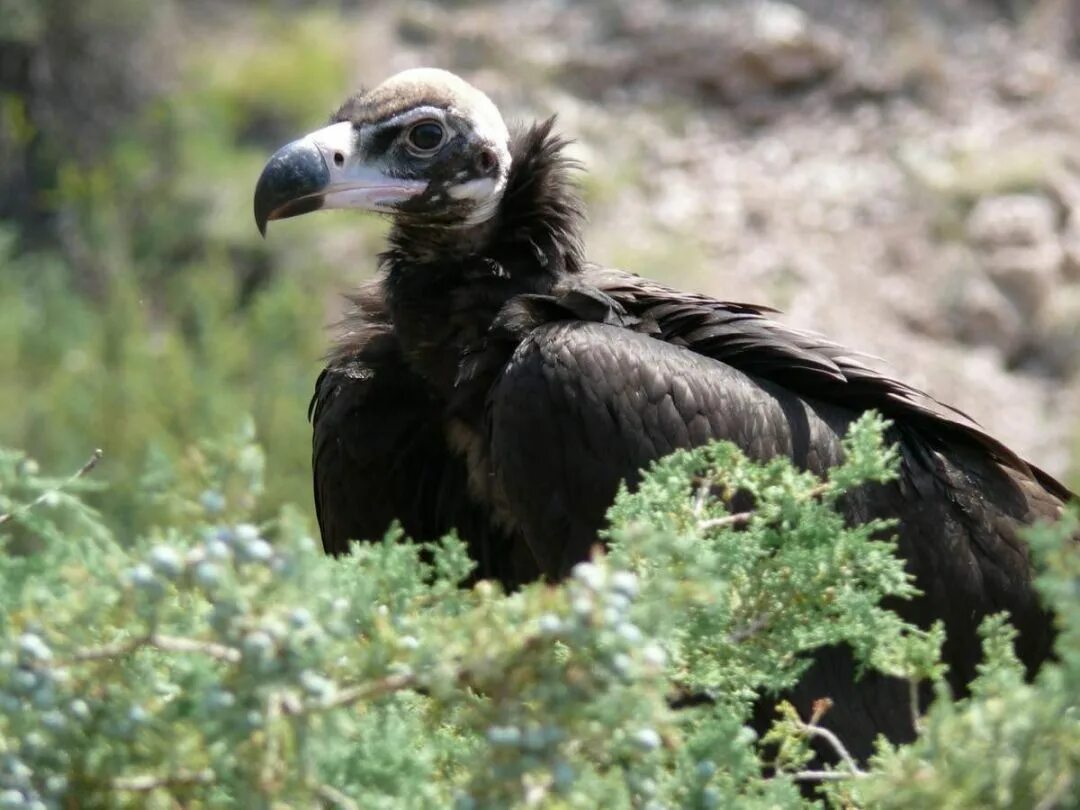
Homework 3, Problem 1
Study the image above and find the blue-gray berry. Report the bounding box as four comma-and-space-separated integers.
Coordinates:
199, 489, 226, 515
149, 545, 184, 579
238, 538, 273, 564
203, 689, 235, 711
10, 670, 37, 695
234, 523, 260, 543
17, 635, 51, 664
485, 725, 521, 747
632, 728, 661, 752
241, 631, 275, 663
610, 571, 639, 599
193, 561, 221, 590
288, 607, 313, 629
571, 561, 604, 590
205, 538, 232, 560
68, 699, 90, 722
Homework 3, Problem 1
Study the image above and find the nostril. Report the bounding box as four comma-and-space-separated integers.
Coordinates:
333, 152, 344, 167
477, 148, 497, 174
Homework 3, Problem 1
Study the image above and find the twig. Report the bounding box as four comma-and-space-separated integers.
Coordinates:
698, 511, 753, 531
791, 699, 866, 780
1034, 770, 1074, 810
315, 783, 360, 810
691, 476, 713, 517
112, 768, 214, 792
726, 614, 770, 644
0, 449, 103, 527
908, 678, 923, 735
65, 633, 240, 666
299, 671, 416, 715
801, 722, 864, 777
790, 770, 867, 782
151, 635, 241, 662
697, 482, 832, 533
261, 691, 284, 794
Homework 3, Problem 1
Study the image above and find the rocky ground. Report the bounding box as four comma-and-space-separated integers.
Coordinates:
269, 0, 1080, 478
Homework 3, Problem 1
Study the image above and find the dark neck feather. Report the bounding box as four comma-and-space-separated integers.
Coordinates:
382, 116, 585, 276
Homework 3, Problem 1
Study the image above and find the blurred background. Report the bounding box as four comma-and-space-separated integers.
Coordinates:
2, 0, 1079, 537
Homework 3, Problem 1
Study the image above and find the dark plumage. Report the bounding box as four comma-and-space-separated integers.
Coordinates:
255, 69, 1073, 761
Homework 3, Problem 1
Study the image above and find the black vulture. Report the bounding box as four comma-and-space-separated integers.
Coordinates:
254, 68, 1073, 759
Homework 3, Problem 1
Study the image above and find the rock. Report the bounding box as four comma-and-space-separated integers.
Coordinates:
966, 194, 1059, 250
1028, 286, 1080, 378
982, 242, 1063, 319
1059, 209, 1080, 283
737, 2, 845, 91
966, 195, 1063, 318
996, 51, 1057, 101
944, 267, 1025, 354
557, 1, 845, 106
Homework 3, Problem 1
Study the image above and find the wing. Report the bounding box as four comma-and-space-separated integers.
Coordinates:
311, 334, 538, 588
487, 319, 1058, 759
488, 321, 856, 578
586, 267, 1075, 503
489, 317, 1058, 641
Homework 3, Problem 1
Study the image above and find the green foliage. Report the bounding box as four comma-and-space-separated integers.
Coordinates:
0, 414, 1075, 808
0, 1, 385, 537
1, 5, 1078, 805
852, 512, 1080, 810
604, 413, 937, 708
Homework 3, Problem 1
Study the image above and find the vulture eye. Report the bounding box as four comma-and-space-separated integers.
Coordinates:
405, 121, 446, 155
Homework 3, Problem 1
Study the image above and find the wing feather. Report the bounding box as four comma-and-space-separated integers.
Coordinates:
582, 268, 1073, 502
311, 333, 538, 586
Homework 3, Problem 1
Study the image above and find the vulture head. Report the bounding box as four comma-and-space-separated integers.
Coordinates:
254, 68, 513, 236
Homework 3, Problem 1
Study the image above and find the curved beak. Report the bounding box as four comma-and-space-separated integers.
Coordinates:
253, 121, 428, 236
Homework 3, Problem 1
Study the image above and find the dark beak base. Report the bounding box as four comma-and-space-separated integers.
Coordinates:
253, 139, 331, 236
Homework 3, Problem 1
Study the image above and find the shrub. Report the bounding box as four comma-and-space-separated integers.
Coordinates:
0, 414, 1076, 808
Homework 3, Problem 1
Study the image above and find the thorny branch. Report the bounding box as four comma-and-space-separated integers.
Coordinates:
0, 449, 103, 527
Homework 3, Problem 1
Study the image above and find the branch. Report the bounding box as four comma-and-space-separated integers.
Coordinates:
698, 482, 832, 533
726, 613, 770, 644
791, 698, 866, 780
260, 691, 297, 794
908, 678, 923, 735
330, 672, 416, 706
282, 673, 416, 717
790, 770, 867, 782
1034, 770, 1075, 810
315, 783, 360, 810
112, 768, 214, 792
0, 449, 103, 527
698, 510, 753, 531
801, 722, 865, 778
65, 633, 240, 666
691, 476, 713, 517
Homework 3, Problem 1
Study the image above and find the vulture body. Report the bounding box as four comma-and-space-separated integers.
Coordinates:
254, 69, 1073, 760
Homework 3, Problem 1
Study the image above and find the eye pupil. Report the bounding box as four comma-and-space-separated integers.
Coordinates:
408, 122, 444, 152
